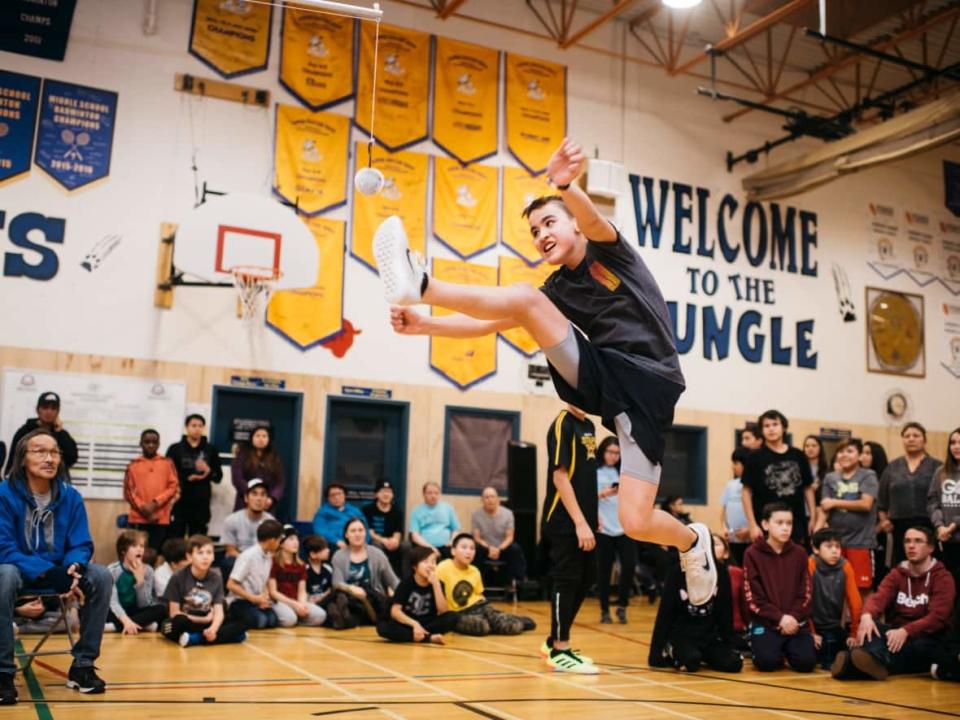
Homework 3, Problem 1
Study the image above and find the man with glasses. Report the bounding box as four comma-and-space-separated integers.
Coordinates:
4, 392, 79, 476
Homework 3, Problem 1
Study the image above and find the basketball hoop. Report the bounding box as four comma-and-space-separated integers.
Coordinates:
231, 265, 282, 325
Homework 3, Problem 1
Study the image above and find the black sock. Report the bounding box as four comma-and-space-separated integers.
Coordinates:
684, 532, 699, 553
420, 274, 429, 295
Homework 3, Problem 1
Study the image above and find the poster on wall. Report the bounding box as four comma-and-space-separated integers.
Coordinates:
902, 209, 938, 285
938, 217, 960, 289
0, 370, 187, 500
0, 0, 78, 61
279, 8, 355, 110
941, 301, 960, 379
865, 287, 925, 378
33, 79, 118, 191
433, 157, 497, 259
505, 53, 566, 175
0, 70, 41, 185
866, 201, 901, 276
189, 0, 273, 78
500, 166, 551, 265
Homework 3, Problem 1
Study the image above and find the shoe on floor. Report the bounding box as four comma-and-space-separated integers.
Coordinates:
66, 665, 106, 694
0, 673, 17, 705
519, 616, 536, 632
850, 648, 889, 680
616, 607, 627, 624
373, 215, 426, 305
539, 638, 593, 664
547, 648, 600, 675
680, 522, 718, 606
830, 650, 852, 679
600, 612, 612, 624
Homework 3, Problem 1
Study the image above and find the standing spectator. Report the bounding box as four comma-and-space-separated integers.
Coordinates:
409, 482, 460, 557
221, 479, 275, 578
312, 484, 366, 550
268, 525, 326, 628
878, 422, 942, 565
803, 435, 828, 504
594, 436, 636, 624
740, 422, 763, 451
362, 480, 404, 573
929, 427, 960, 589
123, 429, 179, 553
331, 517, 399, 625
106, 530, 167, 635
742, 410, 815, 545
231, 426, 285, 514
721, 448, 751, 566
0, 430, 112, 701
471, 486, 526, 586
713, 535, 749, 652
4, 392, 79, 475
167, 414, 223, 538
862, 440, 891, 586
226, 519, 284, 630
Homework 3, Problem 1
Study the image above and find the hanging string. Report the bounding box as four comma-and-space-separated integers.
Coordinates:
239, 0, 380, 21
367, 16, 381, 169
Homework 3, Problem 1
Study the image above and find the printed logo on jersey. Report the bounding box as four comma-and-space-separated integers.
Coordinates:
763, 461, 803, 497
588, 260, 621, 292
581, 432, 597, 460
896, 591, 929, 608
941, 479, 960, 508
835, 479, 862, 499
452, 579, 474, 607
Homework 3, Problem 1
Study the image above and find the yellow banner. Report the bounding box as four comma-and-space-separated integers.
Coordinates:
351, 143, 429, 272
267, 217, 345, 348
431, 258, 498, 389
273, 104, 350, 216
498, 256, 555, 356
280, 5, 355, 110
505, 53, 566, 174
355, 23, 431, 151
433, 37, 499, 164
189, 0, 273, 78
433, 157, 497, 259
501, 166, 552, 265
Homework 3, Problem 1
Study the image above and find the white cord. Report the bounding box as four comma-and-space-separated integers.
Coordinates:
367, 16, 381, 168
239, 0, 382, 20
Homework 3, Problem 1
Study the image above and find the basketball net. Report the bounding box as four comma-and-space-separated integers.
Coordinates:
231, 265, 281, 326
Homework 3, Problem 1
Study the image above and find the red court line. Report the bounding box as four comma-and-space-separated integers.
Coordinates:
33, 660, 67, 679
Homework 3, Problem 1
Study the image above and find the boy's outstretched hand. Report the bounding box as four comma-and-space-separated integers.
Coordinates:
547, 137, 586, 188
390, 306, 426, 335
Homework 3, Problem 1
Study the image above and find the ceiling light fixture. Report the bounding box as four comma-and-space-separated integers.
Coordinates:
662, 0, 703, 9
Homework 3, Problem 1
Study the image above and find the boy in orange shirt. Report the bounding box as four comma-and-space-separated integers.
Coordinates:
123, 429, 180, 553
807, 528, 861, 669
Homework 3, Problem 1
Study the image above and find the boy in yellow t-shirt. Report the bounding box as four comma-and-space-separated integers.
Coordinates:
437, 534, 536, 636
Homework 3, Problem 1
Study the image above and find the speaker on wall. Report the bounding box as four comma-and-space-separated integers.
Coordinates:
506, 440, 537, 513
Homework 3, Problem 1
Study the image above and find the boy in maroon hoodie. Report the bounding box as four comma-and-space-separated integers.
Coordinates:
832, 525, 956, 680
743, 502, 816, 672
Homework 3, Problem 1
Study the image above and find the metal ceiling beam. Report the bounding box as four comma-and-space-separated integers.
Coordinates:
561, 0, 636, 48
431, 0, 469, 18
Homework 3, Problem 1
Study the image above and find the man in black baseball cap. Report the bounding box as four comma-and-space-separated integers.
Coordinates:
362, 478, 405, 573
4, 392, 78, 476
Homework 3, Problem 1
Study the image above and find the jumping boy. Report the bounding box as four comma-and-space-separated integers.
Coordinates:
374, 137, 715, 605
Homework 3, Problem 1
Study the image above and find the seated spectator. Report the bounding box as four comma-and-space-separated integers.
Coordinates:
107, 530, 166, 635
221, 479, 275, 577
721, 449, 751, 567
743, 502, 816, 673
832, 525, 956, 680
269, 524, 326, 628
377, 546, 458, 644
660, 495, 692, 524
312, 484, 366, 550
123, 429, 180, 553
739, 422, 763, 450
362, 480, 404, 574
437, 534, 534, 636
928, 427, 960, 591
4, 392, 79, 475
648, 537, 742, 674
410, 481, 460, 557
166, 414, 223, 539
713, 534, 749, 652
231, 427, 285, 514
807, 529, 861, 669
304, 535, 353, 629
0, 429, 111, 702
226, 519, 284, 630
331, 517, 399, 626
154, 537, 189, 599
817, 439, 878, 598
161, 534, 246, 647
472, 486, 526, 587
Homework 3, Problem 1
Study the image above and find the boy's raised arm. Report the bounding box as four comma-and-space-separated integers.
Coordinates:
547, 138, 617, 243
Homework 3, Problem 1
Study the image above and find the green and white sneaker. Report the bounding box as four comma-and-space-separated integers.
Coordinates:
539, 639, 593, 664
547, 648, 600, 675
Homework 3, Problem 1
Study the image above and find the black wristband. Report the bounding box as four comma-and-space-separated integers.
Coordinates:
549, 177, 571, 191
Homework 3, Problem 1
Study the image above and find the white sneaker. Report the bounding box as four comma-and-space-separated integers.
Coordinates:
680, 522, 718, 606
178, 632, 191, 648
373, 215, 426, 305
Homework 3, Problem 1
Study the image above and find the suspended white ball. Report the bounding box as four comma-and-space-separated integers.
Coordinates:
354, 166, 385, 196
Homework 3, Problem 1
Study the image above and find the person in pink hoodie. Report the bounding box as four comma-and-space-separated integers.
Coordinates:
123, 429, 180, 553
831, 524, 956, 680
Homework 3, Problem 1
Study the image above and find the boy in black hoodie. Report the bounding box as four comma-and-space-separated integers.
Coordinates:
743, 502, 816, 673
166, 414, 222, 537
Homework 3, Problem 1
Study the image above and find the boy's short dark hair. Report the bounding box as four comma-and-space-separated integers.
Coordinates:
901, 421, 927, 439
451, 532, 474, 549
303, 534, 328, 554
116, 529, 146, 560
834, 438, 863, 454
184, 413, 206, 426
812, 528, 842, 549
140, 428, 160, 441
906, 524, 935, 545
160, 537, 188, 564
408, 545, 436, 568
758, 409, 788, 431
742, 422, 760, 436
325, 483, 346, 499
731, 448, 750, 464
257, 519, 284, 542
761, 501, 792, 522
521, 194, 572, 220
187, 534, 214, 554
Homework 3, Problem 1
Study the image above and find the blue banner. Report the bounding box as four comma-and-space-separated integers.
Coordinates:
0, 0, 78, 61
0, 71, 41, 185
34, 79, 118, 191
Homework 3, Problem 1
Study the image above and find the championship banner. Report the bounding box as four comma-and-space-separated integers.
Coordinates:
34, 79, 118, 192
430, 258, 498, 389
280, 6, 355, 110
501, 166, 552, 265
189, 0, 273, 78
505, 53, 566, 175
433, 157, 497, 259
267, 217, 345, 348
432, 37, 499, 164
355, 23, 430, 151
0, 71, 41, 185
351, 143, 429, 272
273, 104, 349, 215
0, 0, 77, 61
498, 256, 554, 356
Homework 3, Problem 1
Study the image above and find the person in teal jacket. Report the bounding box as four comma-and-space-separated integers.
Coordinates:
313, 484, 367, 549
0, 429, 113, 703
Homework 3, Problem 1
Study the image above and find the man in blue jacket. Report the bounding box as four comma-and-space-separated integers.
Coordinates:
0, 429, 112, 703
312, 484, 366, 549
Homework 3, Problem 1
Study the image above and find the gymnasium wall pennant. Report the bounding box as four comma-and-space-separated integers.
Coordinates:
279, 7, 355, 110
432, 37, 500, 165
501, 166, 551, 265
0, 71, 41, 185
0, 0, 78, 61
433, 157, 498, 259
505, 53, 567, 175
34, 79, 118, 192
498, 256, 554, 357
189, 0, 273, 79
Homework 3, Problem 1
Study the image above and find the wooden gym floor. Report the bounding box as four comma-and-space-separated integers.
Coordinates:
9, 599, 959, 719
